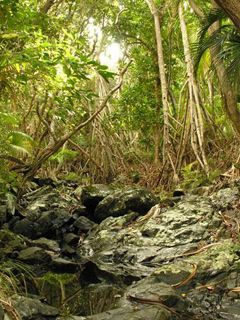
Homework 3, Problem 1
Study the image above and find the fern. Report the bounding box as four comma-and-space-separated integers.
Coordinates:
9, 131, 34, 157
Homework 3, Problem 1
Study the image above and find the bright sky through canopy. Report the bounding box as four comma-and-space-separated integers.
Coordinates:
100, 42, 123, 70
87, 18, 123, 70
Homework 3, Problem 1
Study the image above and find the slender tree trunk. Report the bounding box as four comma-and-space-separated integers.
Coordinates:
145, 0, 170, 162
179, 2, 209, 174
154, 77, 161, 164
40, 0, 55, 13
17, 61, 132, 181
189, 0, 240, 137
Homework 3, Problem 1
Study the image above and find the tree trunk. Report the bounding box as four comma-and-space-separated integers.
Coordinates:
154, 77, 161, 164
17, 61, 132, 181
189, 0, 240, 137
145, 0, 170, 162
40, 0, 55, 14
178, 2, 209, 174
214, 0, 240, 29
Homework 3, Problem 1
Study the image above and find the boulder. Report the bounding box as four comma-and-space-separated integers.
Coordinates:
77, 184, 114, 215
51, 257, 79, 273
0, 229, 26, 259
78, 195, 222, 280
18, 247, 52, 264
32, 238, 60, 252
35, 272, 80, 308
13, 209, 71, 239
3, 184, 240, 320
93, 187, 157, 222
12, 295, 59, 320
84, 306, 171, 320
63, 232, 79, 245
70, 280, 185, 319
73, 216, 96, 232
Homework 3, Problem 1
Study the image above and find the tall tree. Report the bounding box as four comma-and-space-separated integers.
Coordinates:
178, 2, 209, 174
145, 0, 171, 163
214, 0, 240, 29
189, 0, 240, 136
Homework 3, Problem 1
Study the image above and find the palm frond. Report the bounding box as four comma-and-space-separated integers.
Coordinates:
218, 31, 240, 87
193, 26, 230, 72
9, 131, 34, 157
193, 5, 240, 89
198, 8, 226, 42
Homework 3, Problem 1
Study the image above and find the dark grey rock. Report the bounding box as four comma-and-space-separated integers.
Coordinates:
86, 306, 171, 320
63, 233, 79, 245
18, 247, 52, 264
12, 294, 59, 319
62, 243, 76, 255
0, 204, 7, 227
0, 304, 4, 320
32, 238, 60, 252
67, 283, 124, 316
35, 209, 71, 235
219, 301, 240, 319
211, 187, 239, 209
77, 195, 224, 281
0, 229, 26, 259
94, 187, 157, 222
3, 184, 240, 320
78, 184, 114, 214
51, 257, 78, 272
13, 219, 39, 239
72, 204, 87, 217
73, 216, 96, 232
125, 278, 188, 314
13, 209, 71, 239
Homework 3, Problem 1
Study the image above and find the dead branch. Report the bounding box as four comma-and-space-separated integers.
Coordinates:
20, 60, 132, 180
69, 139, 104, 174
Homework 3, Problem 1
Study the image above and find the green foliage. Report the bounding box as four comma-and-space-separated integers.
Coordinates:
180, 162, 220, 190
194, 8, 240, 89
41, 272, 76, 285
0, 162, 19, 193
9, 131, 34, 155
0, 0, 237, 188
0, 112, 18, 126
0, 0, 118, 189
0, 120, 21, 190
50, 148, 78, 164
62, 172, 82, 183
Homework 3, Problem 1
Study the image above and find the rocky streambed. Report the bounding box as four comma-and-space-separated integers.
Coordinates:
1, 181, 240, 319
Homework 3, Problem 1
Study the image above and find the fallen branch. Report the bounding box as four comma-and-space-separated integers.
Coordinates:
126, 294, 178, 315
0, 298, 21, 320
69, 139, 104, 174
172, 263, 197, 289
19, 60, 132, 181
0, 155, 26, 166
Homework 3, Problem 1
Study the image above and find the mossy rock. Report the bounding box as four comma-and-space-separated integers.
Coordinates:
36, 272, 79, 309
0, 229, 26, 259
69, 283, 124, 316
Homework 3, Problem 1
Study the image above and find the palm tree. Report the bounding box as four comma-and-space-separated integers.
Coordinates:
214, 0, 240, 29
195, 8, 240, 88
190, 0, 240, 135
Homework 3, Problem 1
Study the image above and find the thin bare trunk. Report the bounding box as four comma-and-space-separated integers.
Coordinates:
17, 61, 132, 181
179, 2, 209, 174
145, 0, 171, 162
154, 78, 161, 164
40, 0, 55, 14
